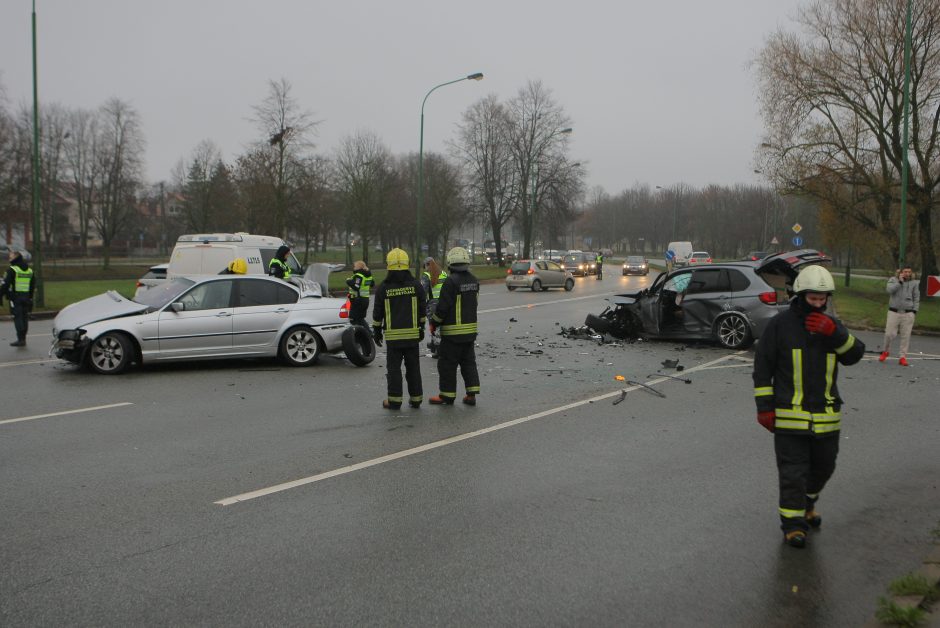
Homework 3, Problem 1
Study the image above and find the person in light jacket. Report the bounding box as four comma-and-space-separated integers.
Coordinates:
879, 266, 920, 366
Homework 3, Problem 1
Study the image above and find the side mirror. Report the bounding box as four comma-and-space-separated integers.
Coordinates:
171, 302, 185, 312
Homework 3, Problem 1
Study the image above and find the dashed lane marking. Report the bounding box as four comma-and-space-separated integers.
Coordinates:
0, 402, 134, 426
215, 350, 746, 506
0, 358, 59, 368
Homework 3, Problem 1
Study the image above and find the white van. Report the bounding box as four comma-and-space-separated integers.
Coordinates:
666, 241, 694, 270
167, 233, 303, 278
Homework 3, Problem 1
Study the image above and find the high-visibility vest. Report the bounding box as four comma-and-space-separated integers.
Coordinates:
348, 272, 373, 298
269, 258, 291, 279
432, 270, 448, 299
12, 265, 32, 292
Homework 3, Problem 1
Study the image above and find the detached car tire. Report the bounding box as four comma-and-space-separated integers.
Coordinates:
87, 331, 134, 375
342, 325, 375, 367
584, 313, 611, 334
280, 325, 322, 366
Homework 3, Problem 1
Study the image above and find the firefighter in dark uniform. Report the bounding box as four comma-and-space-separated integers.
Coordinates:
268, 245, 292, 279
345, 260, 374, 327
429, 247, 480, 406
372, 248, 427, 410
753, 265, 865, 548
1, 249, 35, 347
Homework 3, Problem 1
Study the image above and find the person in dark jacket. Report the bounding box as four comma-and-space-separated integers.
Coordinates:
345, 260, 374, 327
372, 248, 427, 409
0, 249, 35, 347
268, 245, 292, 279
753, 265, 865, 548
429, 247, 480, 406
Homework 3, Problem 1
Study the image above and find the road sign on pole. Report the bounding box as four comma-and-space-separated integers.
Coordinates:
770, 236, 779, 245
792, 236, 803, 247
927, 275, 940, 297
792, 223, 803, 234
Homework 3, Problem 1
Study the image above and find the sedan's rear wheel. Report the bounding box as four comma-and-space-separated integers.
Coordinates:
716, 313, 753, 349
280, 325, 321, 366
531, 279, 542, 292
87, 332, 133, 375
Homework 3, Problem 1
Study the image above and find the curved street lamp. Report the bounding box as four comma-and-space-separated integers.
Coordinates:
417, 72, 483, 270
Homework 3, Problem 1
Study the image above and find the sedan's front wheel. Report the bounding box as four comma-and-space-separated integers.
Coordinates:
87, 332, 133, 375
564, 278, 574, 291
280, 325, 321, 366
716, 313, 754, 349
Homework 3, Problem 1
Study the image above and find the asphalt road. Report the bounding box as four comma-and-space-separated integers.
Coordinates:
1, 272, 938, 626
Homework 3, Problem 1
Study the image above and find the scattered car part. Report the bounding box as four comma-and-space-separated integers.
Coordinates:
649, 372, 692, 384
627, 380, 667, 398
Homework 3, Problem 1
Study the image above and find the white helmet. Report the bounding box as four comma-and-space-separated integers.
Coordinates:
793, 265, 835, 293
446, 247, 471, 266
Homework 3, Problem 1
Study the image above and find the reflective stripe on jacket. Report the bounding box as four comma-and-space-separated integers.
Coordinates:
371, 279, 427, 346
347, 272, 373, 299
431, 270, 479, 341
268, 258, 291, 279
753, 300, 865, 436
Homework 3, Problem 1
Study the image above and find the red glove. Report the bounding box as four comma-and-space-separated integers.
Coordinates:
757, 411, 776, 433
805, 312, 836, 336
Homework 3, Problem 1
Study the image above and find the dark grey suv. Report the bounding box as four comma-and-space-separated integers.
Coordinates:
586, 250, 830, 349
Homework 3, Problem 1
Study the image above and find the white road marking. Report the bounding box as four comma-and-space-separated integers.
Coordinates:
0, 358, 59, 368
480, 292, 614, 314
215, 351, 745, 506
0, 402, 134, 426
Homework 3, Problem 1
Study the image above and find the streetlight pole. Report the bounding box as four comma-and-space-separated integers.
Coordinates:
899, 0, 913, 266
655, 185, 680, 242
31, 0, 44, 307
417, 72, 483, 271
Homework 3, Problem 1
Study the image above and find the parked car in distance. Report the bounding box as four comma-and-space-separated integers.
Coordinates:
51, 267, 375, 374
133, 263, 168, 300
585, 249, 831, 350
743, 250, 768, 261
688, 251, 713, 265
562, 252, 596, 276
506, 259, 575, 292
622, 256, 649, 276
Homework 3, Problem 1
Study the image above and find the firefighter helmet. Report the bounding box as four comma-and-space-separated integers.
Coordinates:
386, 248, 410, 271
446, 247, 471, 266
793, 265, 835, 294
227, 258, 248, 274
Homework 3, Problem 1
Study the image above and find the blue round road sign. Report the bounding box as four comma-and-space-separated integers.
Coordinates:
792, 236, 803, 247
665, 249, 676, 261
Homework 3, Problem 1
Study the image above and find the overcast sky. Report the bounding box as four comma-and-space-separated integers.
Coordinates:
0, 0, 805, 195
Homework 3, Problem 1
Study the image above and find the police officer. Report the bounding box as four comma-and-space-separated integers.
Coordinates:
595, 252, 604, 280
0, 249, 35, 347
268, 245, 292, 279
753, 265, 865, 548
372, 248, 427, 410
429, 247, 480, 406
346, 260, 374, 327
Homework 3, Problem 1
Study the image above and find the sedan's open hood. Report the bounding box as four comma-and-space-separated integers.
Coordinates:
54, 291, 148, 331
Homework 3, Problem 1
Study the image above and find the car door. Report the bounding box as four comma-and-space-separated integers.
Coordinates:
639, 272, 670, 333
656, 271, 692, 333
545, 261, 565, 286
535, 261, 554, 287
232, 278, 298, 352
678, 268, 731, 333
157, 279, 235, 357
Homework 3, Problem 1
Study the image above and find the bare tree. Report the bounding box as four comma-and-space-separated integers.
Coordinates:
250, 78, 318, 238
93, 98, 145, 268
334, 130, 392, 265
38, 103, 70, 249
453, 94, 517, 266
755, 0, 940, 288
505, 80, 574, 258
64, 108, 100, 255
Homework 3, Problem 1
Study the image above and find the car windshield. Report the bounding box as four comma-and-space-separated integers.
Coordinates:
133, 278, 195, 309
564, 255, 581, 264
627, 256, 645, 263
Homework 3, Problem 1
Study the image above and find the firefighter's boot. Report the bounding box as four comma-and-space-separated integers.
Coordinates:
784, 530, 807, 548
429, 396, 454, 405
805, 510, 822, 528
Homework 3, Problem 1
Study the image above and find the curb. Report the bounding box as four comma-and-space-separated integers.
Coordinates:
864, 544, 940, 627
